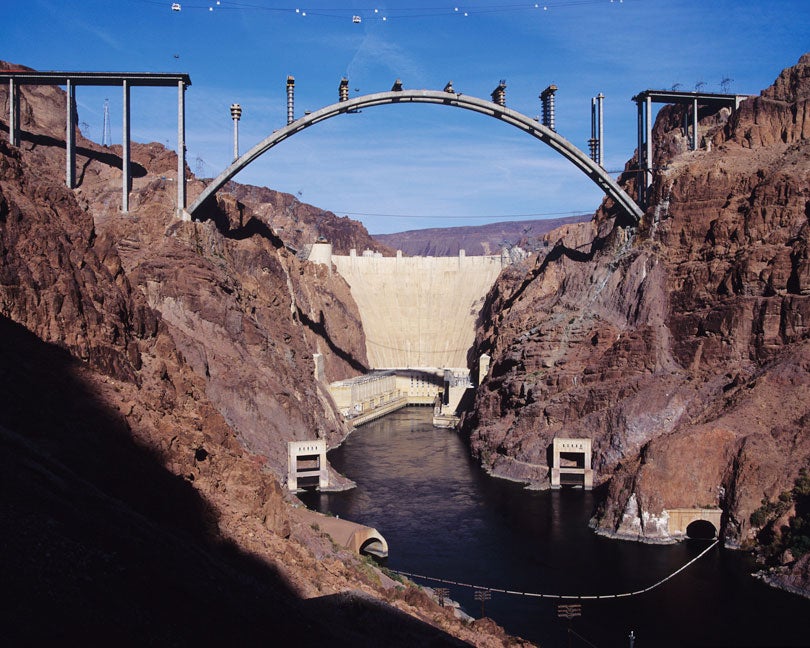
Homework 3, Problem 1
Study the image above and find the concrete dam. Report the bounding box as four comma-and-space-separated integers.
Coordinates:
314, 245, 507, 370
306, 242, 506, 428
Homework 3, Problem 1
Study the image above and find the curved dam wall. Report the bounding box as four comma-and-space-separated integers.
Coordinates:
329, 250, 506, 369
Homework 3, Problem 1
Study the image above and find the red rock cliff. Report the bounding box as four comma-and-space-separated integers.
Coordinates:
0, 62, 522, 645
464, 54, 810, 581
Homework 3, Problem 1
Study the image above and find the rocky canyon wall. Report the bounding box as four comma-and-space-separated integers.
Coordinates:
0, 62, 519, 645
463, 52, 810, 582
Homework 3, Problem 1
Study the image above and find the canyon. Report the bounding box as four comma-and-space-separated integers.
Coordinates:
1, 49, 809, 645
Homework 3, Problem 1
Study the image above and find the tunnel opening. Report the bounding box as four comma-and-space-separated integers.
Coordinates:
686, 519, 717, 539
360, 537, 388, 560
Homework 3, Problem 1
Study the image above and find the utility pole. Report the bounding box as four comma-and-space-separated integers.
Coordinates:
557, 603, 582, 648
474, 589, 491, 618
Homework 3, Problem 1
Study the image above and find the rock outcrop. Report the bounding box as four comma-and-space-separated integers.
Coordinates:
464, 54, 810, 590
225, 181, 396, 256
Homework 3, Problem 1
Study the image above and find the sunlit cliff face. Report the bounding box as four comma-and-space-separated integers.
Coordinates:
464, 55, 810, 560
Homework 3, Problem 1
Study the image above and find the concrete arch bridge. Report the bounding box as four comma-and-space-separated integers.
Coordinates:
187, 86, 643, 222
186, 81, 645, 427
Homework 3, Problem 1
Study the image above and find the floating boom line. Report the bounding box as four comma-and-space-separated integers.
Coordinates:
393, 539, 719, 600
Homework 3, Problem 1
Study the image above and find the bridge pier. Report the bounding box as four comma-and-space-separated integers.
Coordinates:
588, 93, 604, 167
177, 79, 187, 220
286, 76, 295, 125
8, 79, 19, 146
540, 84, 557, 132
122, 80, 130, 212
66, 79, 76, 189
1, 71, 191, 217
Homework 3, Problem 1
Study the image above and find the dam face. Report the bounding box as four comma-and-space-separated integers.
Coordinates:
329, 249, 506, 370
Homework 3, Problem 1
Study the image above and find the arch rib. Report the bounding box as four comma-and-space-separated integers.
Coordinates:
187, 89, 643, 223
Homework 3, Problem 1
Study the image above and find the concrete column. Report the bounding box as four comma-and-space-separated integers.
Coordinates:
286, 76, 295, 125
8, 79, 19, 146
645, 95, 652, 191
230, 103, 242, 160
540, 85, 557, 132
491, 80, 506, 107
122, 80, 130, 213
66, 79, 76, 189
589, 97, 597, 163
636, 99, 644, 205
177, 79, 187, 219
597, 92, 604, 168
691, 97, 699, 151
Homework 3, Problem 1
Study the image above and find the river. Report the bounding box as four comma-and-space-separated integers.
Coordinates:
299, 408, 810, 647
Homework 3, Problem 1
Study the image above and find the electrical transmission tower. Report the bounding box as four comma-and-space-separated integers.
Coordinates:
102, 98, 111, 147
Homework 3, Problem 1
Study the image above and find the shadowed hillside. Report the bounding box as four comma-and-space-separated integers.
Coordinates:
0, 61, 526, 647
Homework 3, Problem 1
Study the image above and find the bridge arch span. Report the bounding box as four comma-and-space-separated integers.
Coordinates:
186, 89, 643, 222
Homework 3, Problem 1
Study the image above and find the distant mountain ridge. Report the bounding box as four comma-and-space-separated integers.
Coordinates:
372, 215, 592, 256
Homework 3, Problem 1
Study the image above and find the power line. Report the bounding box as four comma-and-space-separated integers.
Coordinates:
136, 0, 629, 21
331, 210, 594, 220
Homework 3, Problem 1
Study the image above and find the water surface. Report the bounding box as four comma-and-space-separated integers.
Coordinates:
300, 408, 810, 647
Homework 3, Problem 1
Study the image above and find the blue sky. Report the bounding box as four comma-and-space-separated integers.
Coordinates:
5, 1, 809, 234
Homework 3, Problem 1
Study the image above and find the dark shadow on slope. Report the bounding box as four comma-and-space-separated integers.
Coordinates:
0, 315, 465, 647
297, 307, 369, 374
500, 233, 610, 312
192, 193, 285, 248
0, 123, 148, 180
305, 592, 470, 647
